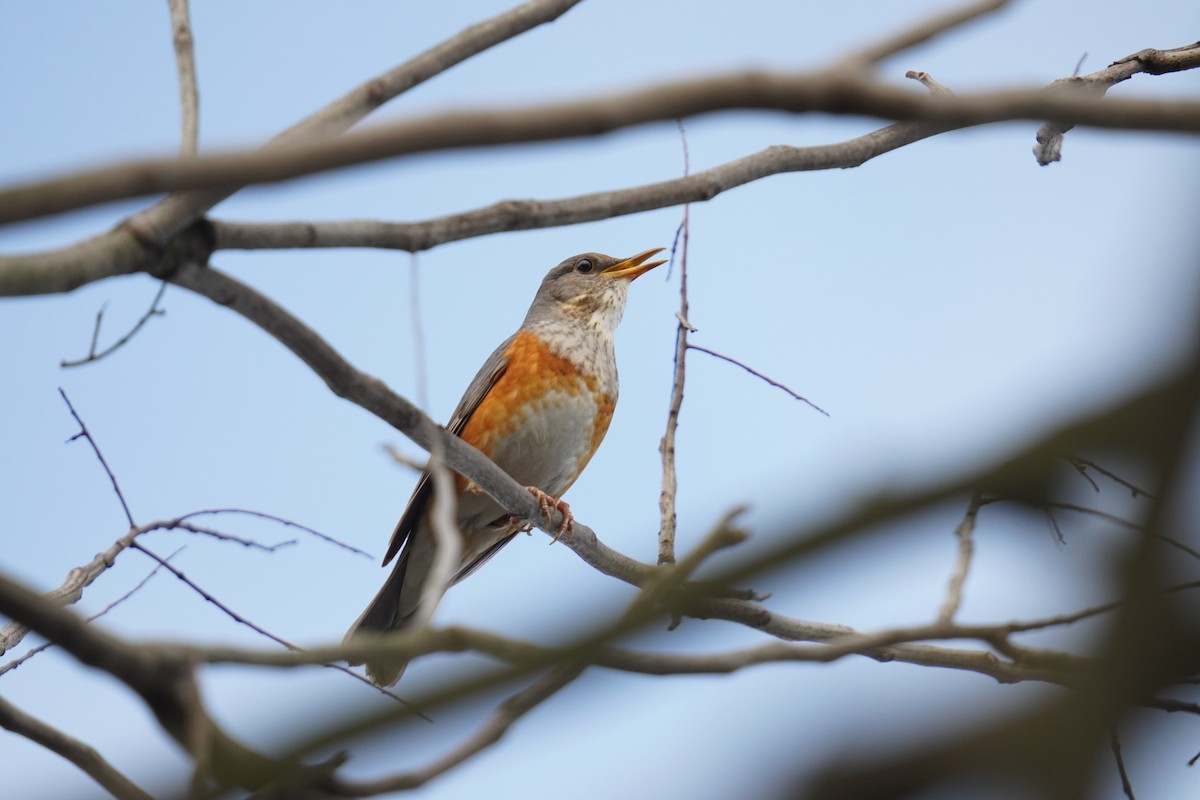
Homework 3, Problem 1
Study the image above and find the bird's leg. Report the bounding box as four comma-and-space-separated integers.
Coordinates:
526, 486, 573, 542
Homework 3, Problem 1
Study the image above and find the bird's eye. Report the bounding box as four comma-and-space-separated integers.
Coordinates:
575, 258, 594, 274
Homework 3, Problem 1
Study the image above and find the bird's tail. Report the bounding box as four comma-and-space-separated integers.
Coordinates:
344, 552, 418, 686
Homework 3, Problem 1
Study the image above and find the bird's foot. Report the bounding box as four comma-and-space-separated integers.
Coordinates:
526, 486, 573, 542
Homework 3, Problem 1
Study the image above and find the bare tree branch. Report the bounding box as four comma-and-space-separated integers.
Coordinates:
4, 36, 1194, 299
3, 41, 1193, 300
332, 663, 584, 795
0, 570, 287, 791
4, 5, 1198, 793
0, 694, 156, 800
1035, 40, 1200, 164
0, 548, 181, 677
0, 0, 583, 297
5, 62, 1200, 230
127, 0, 584, 248
0, 525, 144, 657
207, 119, 947, 254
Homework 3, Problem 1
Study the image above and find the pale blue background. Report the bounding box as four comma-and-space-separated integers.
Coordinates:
2, 1, 1198, 798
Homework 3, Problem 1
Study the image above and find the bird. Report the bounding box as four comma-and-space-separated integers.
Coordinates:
346, 247, 666, 685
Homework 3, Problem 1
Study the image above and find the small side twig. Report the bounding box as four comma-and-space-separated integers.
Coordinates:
61, 281, 168, 368
154, 521, 296, 552
60, 388, 136, 528
1111, 728, 1138, 800
938, 491, 982, 623
1045, 506, 1066, 544
172, 507, 370, 557
687, 344, 829, 416
1064, 455, 1154, 498
131, 542, 293, 647
1041, 502, 1199, 560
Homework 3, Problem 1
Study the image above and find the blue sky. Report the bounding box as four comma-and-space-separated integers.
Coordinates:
2, 1, 1198, 798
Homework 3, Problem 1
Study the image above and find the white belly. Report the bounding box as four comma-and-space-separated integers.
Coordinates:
487, 389, 599, 497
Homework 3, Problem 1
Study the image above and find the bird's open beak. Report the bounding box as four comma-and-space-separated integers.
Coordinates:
601, 248, 666, 282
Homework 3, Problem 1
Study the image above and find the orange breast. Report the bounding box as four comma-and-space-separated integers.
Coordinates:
460, 331, 615, 494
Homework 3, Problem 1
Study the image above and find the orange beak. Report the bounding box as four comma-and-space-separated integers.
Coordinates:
601, 247, 666, 282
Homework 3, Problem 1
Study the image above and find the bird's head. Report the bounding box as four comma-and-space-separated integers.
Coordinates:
524, 248, 666, 334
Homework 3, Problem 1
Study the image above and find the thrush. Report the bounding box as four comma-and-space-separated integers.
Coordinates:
346, 248, 665, 685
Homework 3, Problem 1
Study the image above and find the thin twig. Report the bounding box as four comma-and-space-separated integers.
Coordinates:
60, 388, 136, 528
1004, 581, 1200, 636
172, 507, 370, 557
1152, 534, 1200, 563
1042, 502, 1200, 560
1064, 456, 1154, 498
156, 520, 295, 551
166, 0, 200, 157
1045, 505, 1066, 543
658, 121, 691, 567
687, 344, 829, 416
1111, 728, 1138, 800
1064, 456, 1101, 491
129, 542, 427, 715
938, 491, 982, 623
61, 281, 168, 368
1046, 502, 1142, 529
131, 542, 294, 647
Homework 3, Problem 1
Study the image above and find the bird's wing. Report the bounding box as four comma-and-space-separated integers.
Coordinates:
381, 335, 515, 566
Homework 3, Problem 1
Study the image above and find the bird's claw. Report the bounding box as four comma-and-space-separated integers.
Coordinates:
525, 486, 573, 543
